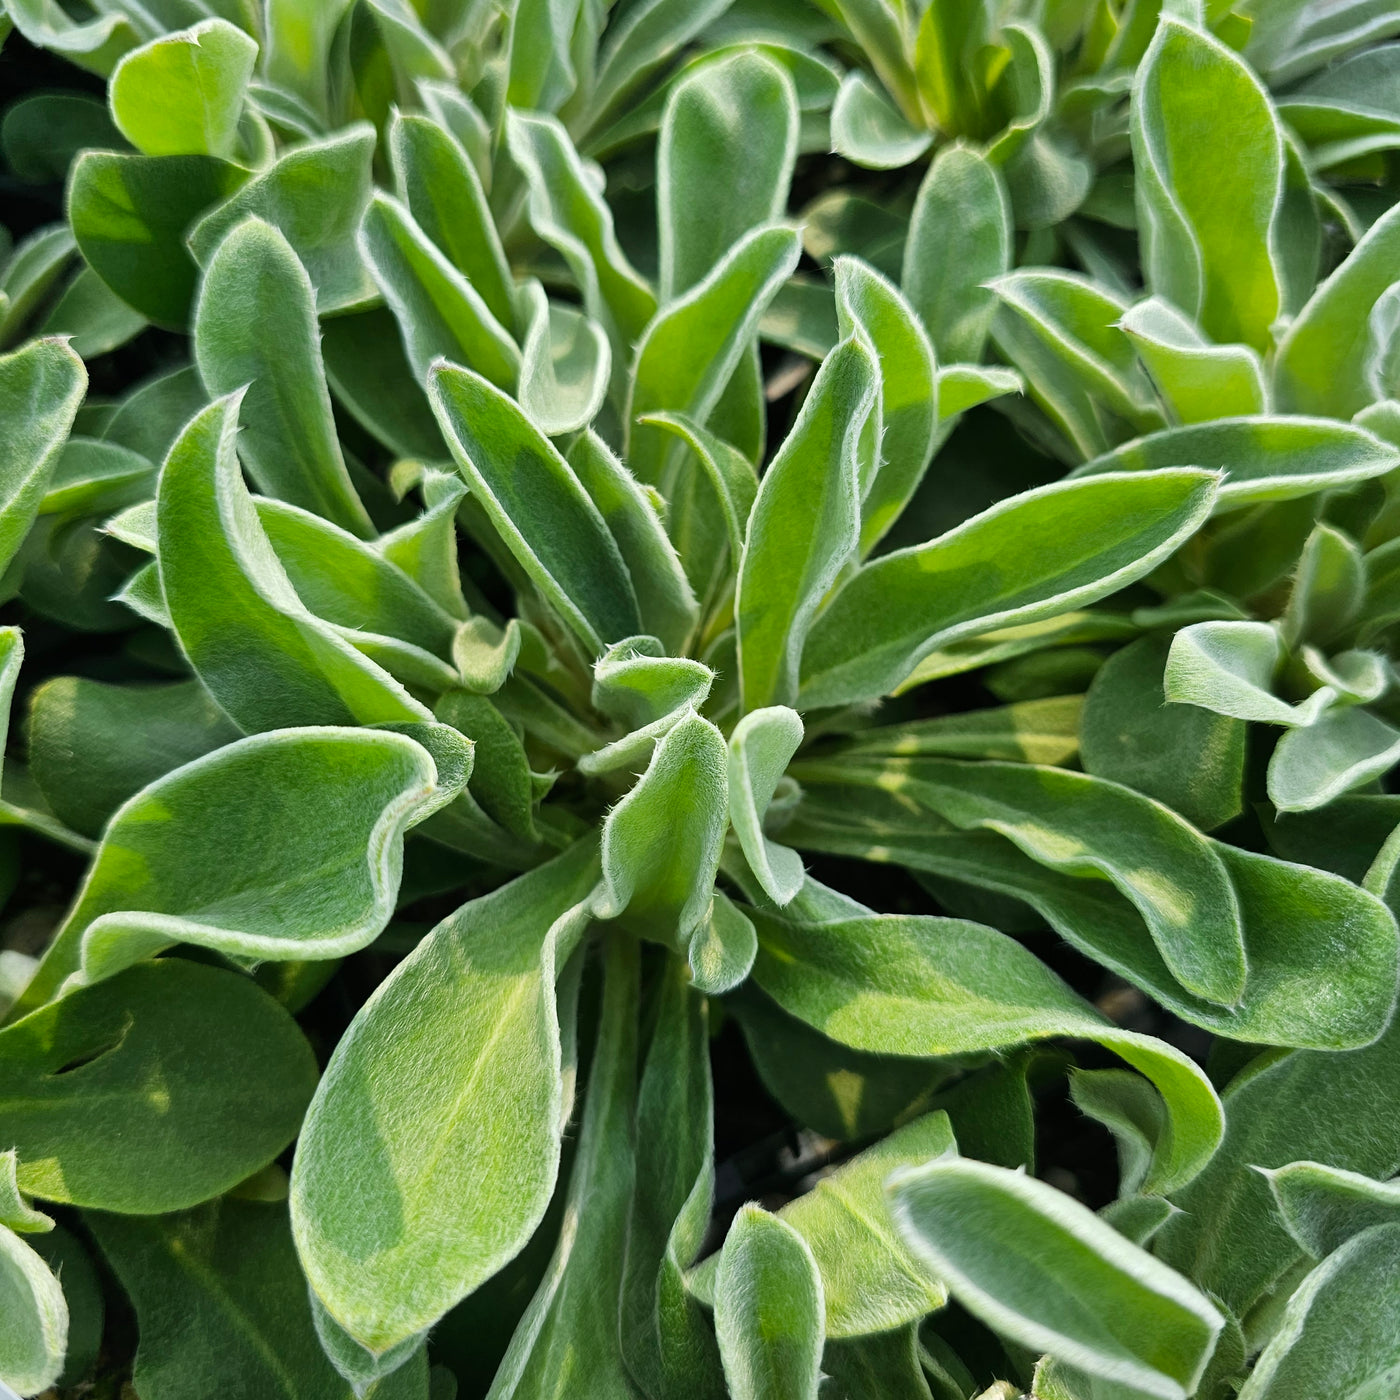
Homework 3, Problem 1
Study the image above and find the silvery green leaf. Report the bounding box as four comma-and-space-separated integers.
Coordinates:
38, 263, 145, 359
658, 47, 799, 299
889, 1158, 1223, 1400
691, 1112, 953, 1338
360, 194, 522, 391
435, 690, 536, 841
747, 899, 1223, 1193
788, 777, 1400, 1050
516, 284, 611, 437
18, 724, 467, 1002
1268, 707, 1400, 813
729, 706, 805, 906
1073, 416, 1400, 506
388, 110, 516, 332
194, 217, 374, 537
291, 841, 602, 1355
635, 411, 759, 563
453, 616, 523, 694
1118, 295, 1268, 424
819, 0, 920, 125
69, 152, 248, 330
1082, 634, 1245, 832
0, 1221, 66, 1397
596, 709, 727, 949
0, 224, 77, 348
715, 1205, 824, 1400
505, 109, 657, 372
1164, 621, 1330, 726
1132, 17, 1284, 352
833, 257, 939, 556
0, 958, 317, 1211
256, 498, 459, 657
840, 695, 1083, 765
262, 0, 353, 118
157, 394, 427, 731
486, 936, 638, 1400
506, 0, 584, 112
37, 436, 151, 523
101, 362, 206, 464
935, 362, 1024, 419
620, 954, 726, 1400
844, 755, 1246, 1005
1275, 202, 1400, 419
109, 20, 257, 159
0, 337, 85, 576
4, 0, 139, 76
819, 1327, 935, 1400
799, 469, 1218, 709
27, 676, 238, 840
992, 270, 1161, 431
188, 125, 378, 315
831, 69, 932, 169
429, 363, 641, 655
565, 430, 697, 654
911, 0, 995, 137
1156, 1013, 1400, 1316
902, 144, 1010, 364
88, 1200, 428, 1400
1072, 1068, 1165, 1199
627, 224, 801, 486
0, 1151, 52, 1235
687, 890, 758, 995
758, 275, 839, 361
1263, 1161, 1400, 1259
1282, 523, 1364, 649
737, 336, 879, 711
1235, 1223, 1400, 1400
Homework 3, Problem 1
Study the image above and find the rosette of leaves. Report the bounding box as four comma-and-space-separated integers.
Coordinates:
3, 2, 1400, 1399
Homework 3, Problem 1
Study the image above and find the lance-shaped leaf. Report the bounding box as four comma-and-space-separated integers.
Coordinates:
877, 757, 1247, 1005
1269, 708, 1400, 813
109, 20, 257, 159
1283, 523, 1364, 649
1275, 202, 1400, 420
436, 690, 536, 842
0, 958, 316, 1211
505, 110, 657, 366
262, 0, 353, 118
1120, 296, 1267, 424
902, 144, 1009, 364
597, 710, 728, 954
747, 901, 1222, 1192
506, 0, 584, 112
68, 151, 246, 328
256, 499, 460, 658
360, 194, 521, 391
188, 126, 378, 315
1073, 417, 1399, 506
833, 257, 939, 555
841, 695, 1084, 765
194, 218, 371, 536
690, 1112, 953, 1338
0, 1223, 66, 1397
429, 364, 640, 655
1132, 17, 1284, 352
627, 224, 802, 485
1263, 1162, 1400, 1260
728, 706, 806, 906
992, 270, 1162, 432
566, 431, 697, 654
1164, 621, 1327, 726
16, 725, 468, 1004
487, 936, 638, 1400
787, 778, 1400, 1051
388, 110, 515, 332
291, 840, 602, 1355
737, 336, 879, 711
157, 393, 427, 733
799, 469, 1218, 709
1156, 1012, 1400, 1316
715, 1206, 824, 1400
657, 48, 799, 299
0, 337, 85, 575
88, 1200, 428, 1400
4, 0, 139, 77
621, 956, 726, 1399
889, 1158, 1223, 1400
1236, 1223, 1400, 1400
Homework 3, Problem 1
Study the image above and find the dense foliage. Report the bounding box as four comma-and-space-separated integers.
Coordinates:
4, 0, 1400, 1395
